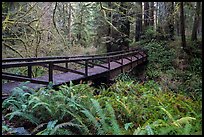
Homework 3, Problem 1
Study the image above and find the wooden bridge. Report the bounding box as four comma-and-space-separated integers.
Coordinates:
2, 48, 148, 98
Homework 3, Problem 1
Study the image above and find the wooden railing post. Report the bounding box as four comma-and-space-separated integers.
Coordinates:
65, 62, 68, 69
28, 62, 32, 78
131, 52, 133, 69
121, 55, 123, 73
85, 60, 88, 76
91, 56, 94, 68
108, 57, 110, 71
49, 63, 53, 82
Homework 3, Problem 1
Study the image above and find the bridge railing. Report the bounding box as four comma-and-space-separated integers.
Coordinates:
2, 47, 140, 62
2, 48, 147, 85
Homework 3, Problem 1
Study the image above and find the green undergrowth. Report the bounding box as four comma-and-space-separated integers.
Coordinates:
136, 39, 202, 99
2, 79, 202, 135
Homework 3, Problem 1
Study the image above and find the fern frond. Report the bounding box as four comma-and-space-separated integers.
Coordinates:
2, 98, 20, 109
36, 120, 58, 135
31, 123, 47, 135
158, 106, 178, 126
106, 102, 121, 135
31, 102, 53, 115
182, 123, 192, 135
116, 98, 131, 114
145, 125, 154, 135
65, 109, 90, 135
81, 109, 104, 135
28, 96, 41, 106
133, 126, 147, 135
172, 117, 196, 127
50, 121, 82, 135
11, 87, 25, 96
5, 111, 40, 125
91, 98, 109, 134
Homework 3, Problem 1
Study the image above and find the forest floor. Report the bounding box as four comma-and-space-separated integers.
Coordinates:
2, 38, 202, 135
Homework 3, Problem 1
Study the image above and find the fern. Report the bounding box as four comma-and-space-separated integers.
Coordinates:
36, 120, 58, 135
90, 98, 109, 134
81, 109, 104, 135
133, 126, 147, 135
31, 123, 47, 135
28, 96, 54, 118
64, 109, 90, 135
173, 117, 196, 126
158, 106, 180, 126
182, 123, 192, 135
105, 102, 122, 135
31, 102, 52, 115
5, 111, 40, 125
145, 125, 154, 135
50, 121, 83, 135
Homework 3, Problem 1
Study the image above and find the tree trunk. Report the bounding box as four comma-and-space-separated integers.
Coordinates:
67, 2, 72, 42
180, 2, 186, 48
150, 2, 154, 27
168, 2, 174, 40
135, 2, 143, 41
176, 9, 180, 36
191, 2, 201, 41
118, 2, 130, 50
106, 2, 130, 52
144, 2, 149, 29
106, 2, 112, 52
155, 2, 158, 30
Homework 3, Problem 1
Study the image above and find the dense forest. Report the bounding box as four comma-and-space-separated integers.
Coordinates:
2, 2, 202, 135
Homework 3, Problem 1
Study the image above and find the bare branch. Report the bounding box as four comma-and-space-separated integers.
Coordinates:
2, 42, 24, 58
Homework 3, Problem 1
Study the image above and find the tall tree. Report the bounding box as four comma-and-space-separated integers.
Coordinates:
135, 2, 143, 41
156, 2, 166, 35
144, 2, 149, 29
155, 2, 158, 30
150, 2, 154, 27
175, 2, 180, 36
103, 2, 130, 52
106, 2, 112, 52
180, 2, 186, 48
119, 2, 130, 50
67, 2, 72, 42
168, 2, 174, 40
191, 2, 201, 41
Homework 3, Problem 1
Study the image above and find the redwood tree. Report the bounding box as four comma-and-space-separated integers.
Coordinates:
180, 2, 186, 48
191, 2, 201, 41
144, 2, 149, 29
150, 2, 154, 27
135, 2, 142, 41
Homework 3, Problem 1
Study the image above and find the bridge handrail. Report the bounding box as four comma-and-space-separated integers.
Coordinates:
2, 50, 143, 69
2, 47, 141, 63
